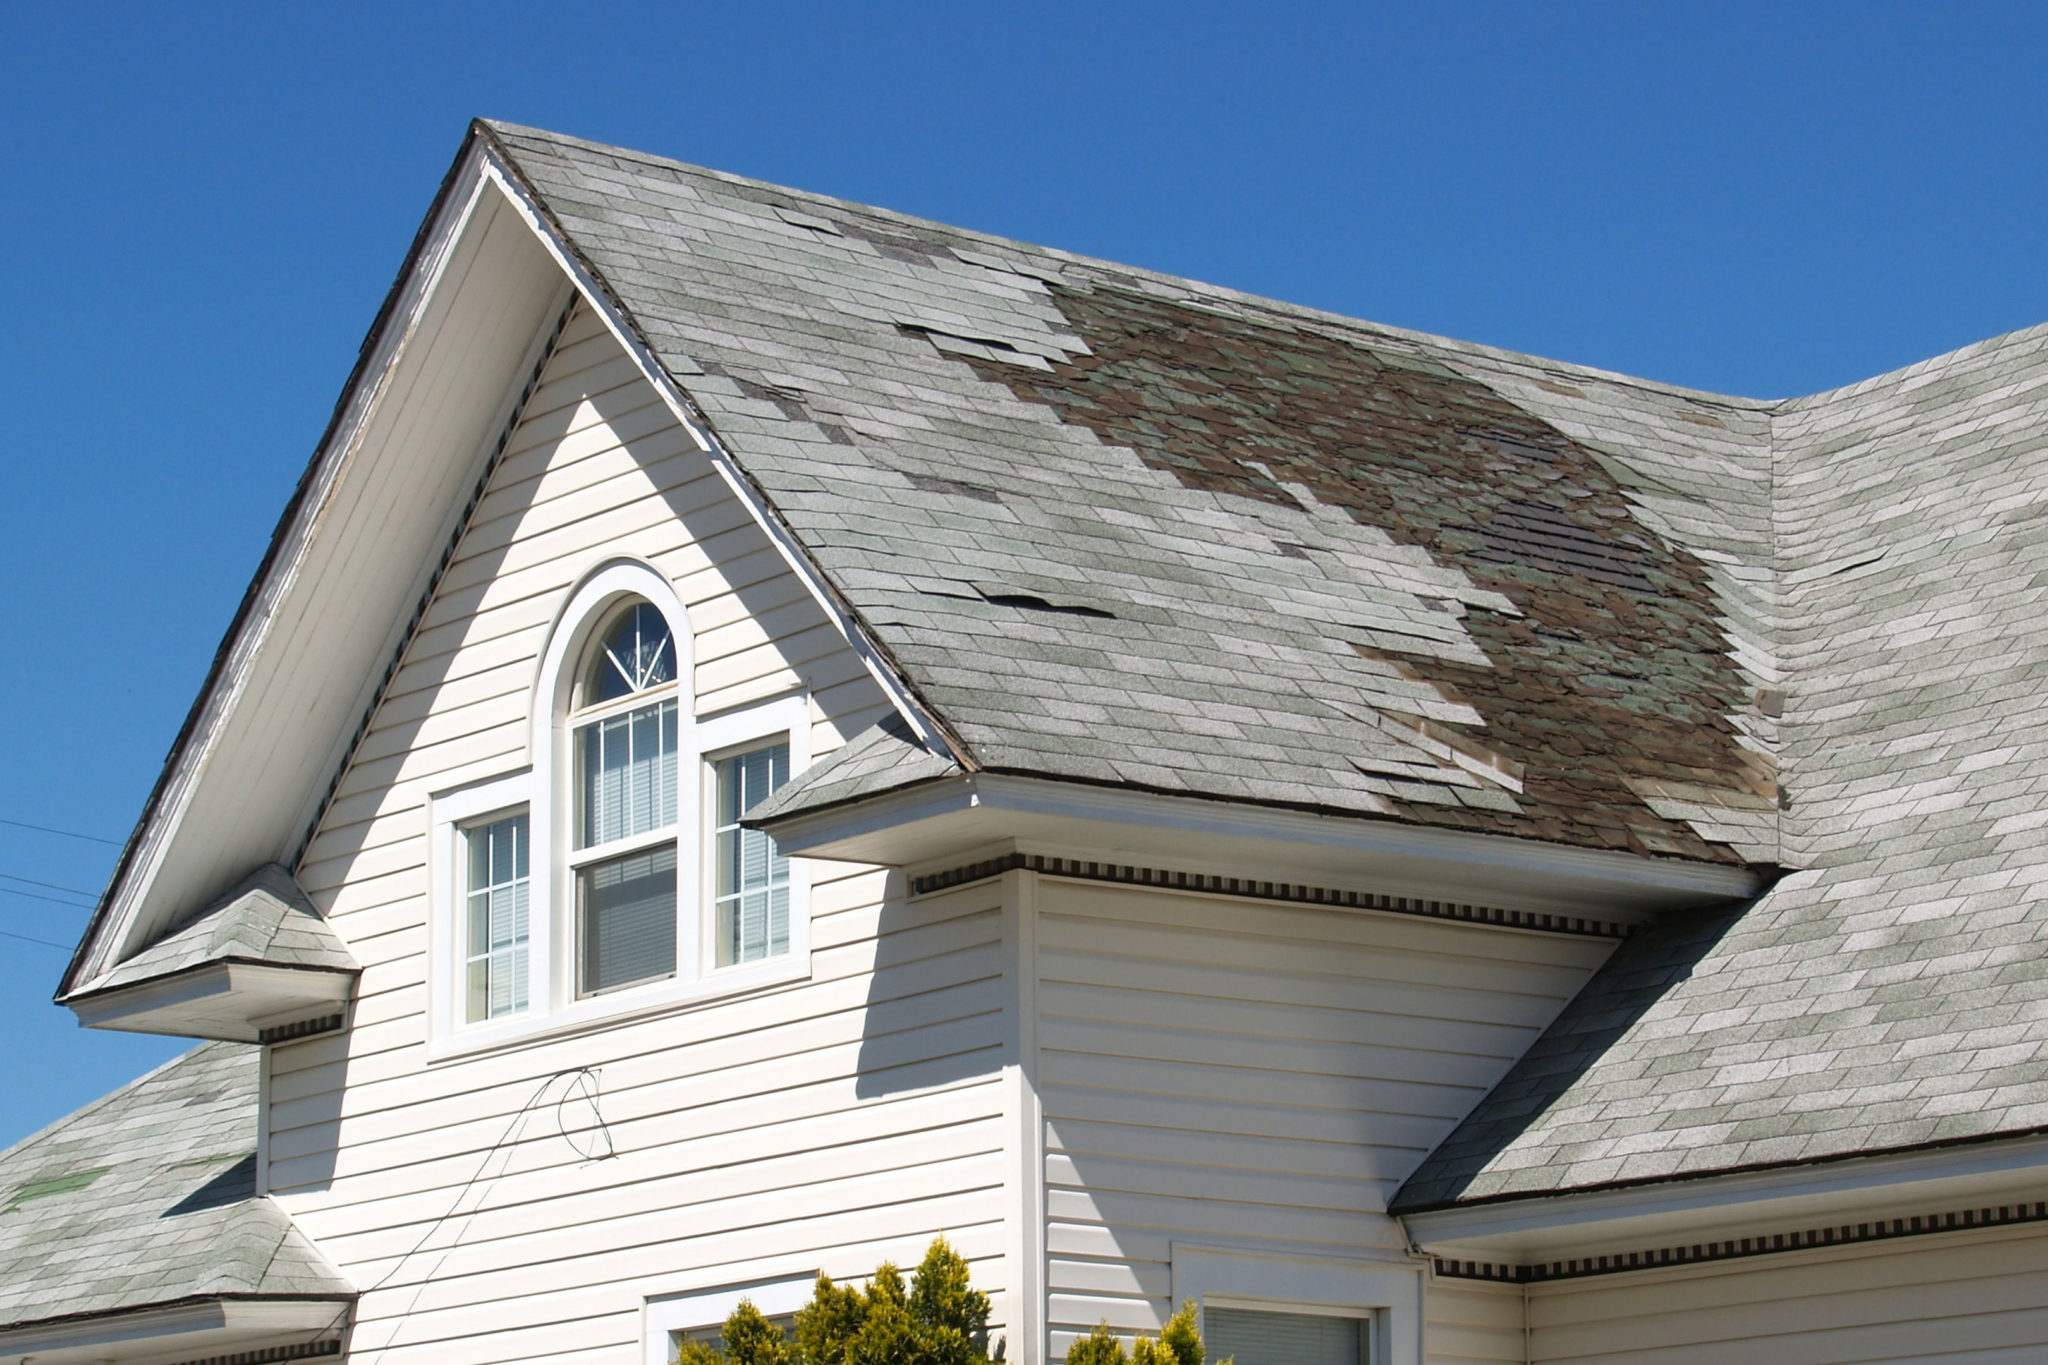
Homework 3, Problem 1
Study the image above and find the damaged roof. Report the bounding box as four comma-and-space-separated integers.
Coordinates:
476, 122, 2048, 1202
0, 1042, 352, 1331
483, 119, 1780, 868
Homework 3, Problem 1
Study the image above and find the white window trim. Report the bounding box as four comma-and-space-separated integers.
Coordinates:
425, 559, 814, 1061
643, 1272, 816, 1365
1172, 1243, 1421, 1365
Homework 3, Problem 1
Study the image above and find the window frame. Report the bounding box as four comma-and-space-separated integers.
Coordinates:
643, 1271, 817, 1365
425, 559, 814, 1061
1170, 1243, 1421, 1365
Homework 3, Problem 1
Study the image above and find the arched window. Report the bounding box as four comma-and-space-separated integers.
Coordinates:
428, 557, 814, 1052
569, 597, 682, 995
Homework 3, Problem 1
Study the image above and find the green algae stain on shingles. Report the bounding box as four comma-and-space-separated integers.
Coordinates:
958, 284, 1768, 865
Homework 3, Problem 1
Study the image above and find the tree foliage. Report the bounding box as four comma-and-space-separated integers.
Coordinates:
674, 1239, 1222, 1365
1064, 1300, 1217, 1365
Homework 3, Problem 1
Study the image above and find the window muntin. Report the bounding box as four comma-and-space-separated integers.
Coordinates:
712, 742, 791, 967
463, 812, 530, 1022
569, 597, 681, 997
584, 598, 677, 703
1204, 1308, 1368, 1365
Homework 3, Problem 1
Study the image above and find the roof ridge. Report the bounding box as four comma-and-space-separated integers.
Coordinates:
480, 119, 1776, 411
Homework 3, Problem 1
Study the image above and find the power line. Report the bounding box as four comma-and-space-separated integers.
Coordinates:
0, 871, 99, 900
0, 886, 94, 911
0, 816, 122, 847
0, 929, 73, 949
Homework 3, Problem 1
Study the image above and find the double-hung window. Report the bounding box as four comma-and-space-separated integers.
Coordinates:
429, 564, 812, 1055
571, 600, 682, 996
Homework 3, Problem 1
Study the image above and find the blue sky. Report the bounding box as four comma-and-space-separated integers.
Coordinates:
2, 1, 2045, 1149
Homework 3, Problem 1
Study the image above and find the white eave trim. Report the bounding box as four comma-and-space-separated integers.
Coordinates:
66, 961, 356, 1041
72, 140, 502, 992
763, 771, 1761, 915
1400, 1130, 2048, 1261
474, 147, 964, 768
0, 1295, 350, 1362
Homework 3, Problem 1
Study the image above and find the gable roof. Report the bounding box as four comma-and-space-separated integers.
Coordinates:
483, 120, 1780, 868
0, 1042, 352, 1332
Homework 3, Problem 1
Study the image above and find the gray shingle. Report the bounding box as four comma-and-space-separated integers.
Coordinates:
0, 1043, 352, 1329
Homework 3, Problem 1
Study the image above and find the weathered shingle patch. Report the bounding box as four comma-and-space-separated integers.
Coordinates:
0, 1043, 351, 1330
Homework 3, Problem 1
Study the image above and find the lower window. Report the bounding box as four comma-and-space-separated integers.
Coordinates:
463, 812, 530, 1022
1204, 1307, 1370, 1365
712, 741, 792, 967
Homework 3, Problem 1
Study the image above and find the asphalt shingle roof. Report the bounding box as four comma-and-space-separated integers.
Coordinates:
0, 1042, 352, 1330
1398, 324, 2048, 1208
86, 864, 357, 995
478, 122, 2048, 1198
486, 120, 1778, 867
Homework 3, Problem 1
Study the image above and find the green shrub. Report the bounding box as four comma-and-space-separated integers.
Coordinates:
1065, 1300, 1219, 1365
675, 1239, 1222, 1365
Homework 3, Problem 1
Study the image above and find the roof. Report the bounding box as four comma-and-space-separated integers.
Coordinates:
484, 120, 1780, 868
1398, 321, 2048, 1208
79, 864, 357, 998
480, 124, 2048, 1202
0, 1042, 352, 1330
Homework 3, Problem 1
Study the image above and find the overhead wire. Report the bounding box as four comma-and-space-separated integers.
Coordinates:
0, 816, 121, 846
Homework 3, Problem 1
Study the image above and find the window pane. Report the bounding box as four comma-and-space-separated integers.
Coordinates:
1203, 1309, 1365, 1365
463, 814, 530, 1023
577, 698, 679, 847
580, 843, 678, 994
713, 742, 792, 967
587, 600, 677, 703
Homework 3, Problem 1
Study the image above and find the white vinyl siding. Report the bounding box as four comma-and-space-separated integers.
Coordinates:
279, 301, 1011, 1364
1032, 879, 1610, 1355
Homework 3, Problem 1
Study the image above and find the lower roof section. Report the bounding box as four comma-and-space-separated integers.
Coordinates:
0, 1295, 349, 1365
1402, 1128, 2048, 1280
0, 1044, 354, 1352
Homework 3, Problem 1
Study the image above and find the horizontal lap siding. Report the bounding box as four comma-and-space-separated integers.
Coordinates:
1528, 1225, 2048, 1364
1034, 881, 1608, 1355
279, 303, 1009, 1364
1428, 1278, 1525, 1365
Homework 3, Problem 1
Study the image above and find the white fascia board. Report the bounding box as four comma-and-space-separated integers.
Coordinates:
1401, 1132, 2048, 1263
764, 772, 1760, 918
0, 1296, 347, 1364
474, 147, 964, 769
70, 140, 508, 992
66, 962, 355, 1041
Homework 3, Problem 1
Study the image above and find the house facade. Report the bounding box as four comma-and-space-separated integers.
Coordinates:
7, 120, 2048, 1365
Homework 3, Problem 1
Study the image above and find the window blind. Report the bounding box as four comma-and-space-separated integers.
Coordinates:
714, 742, 791, 966
579, 843, 677, 994
464, 813, 529, 1021
576, 698, 678, 848
1202, 1308, 1366, 1365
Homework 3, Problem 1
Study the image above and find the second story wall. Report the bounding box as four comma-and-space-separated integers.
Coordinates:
265, 300, 1018, 1364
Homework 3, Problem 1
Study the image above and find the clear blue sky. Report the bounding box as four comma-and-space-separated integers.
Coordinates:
3, 1, 2045, 1149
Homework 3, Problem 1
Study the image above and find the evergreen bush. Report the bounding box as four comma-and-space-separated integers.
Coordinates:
673, 1238, 1223, 1365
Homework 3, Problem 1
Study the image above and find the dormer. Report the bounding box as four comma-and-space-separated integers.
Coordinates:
61, 865, 358, 1043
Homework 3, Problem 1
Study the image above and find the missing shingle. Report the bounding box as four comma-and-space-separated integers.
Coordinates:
1470, 499, 1657, 593
976, 587, 1116, 619
901, 472, 1003, 504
